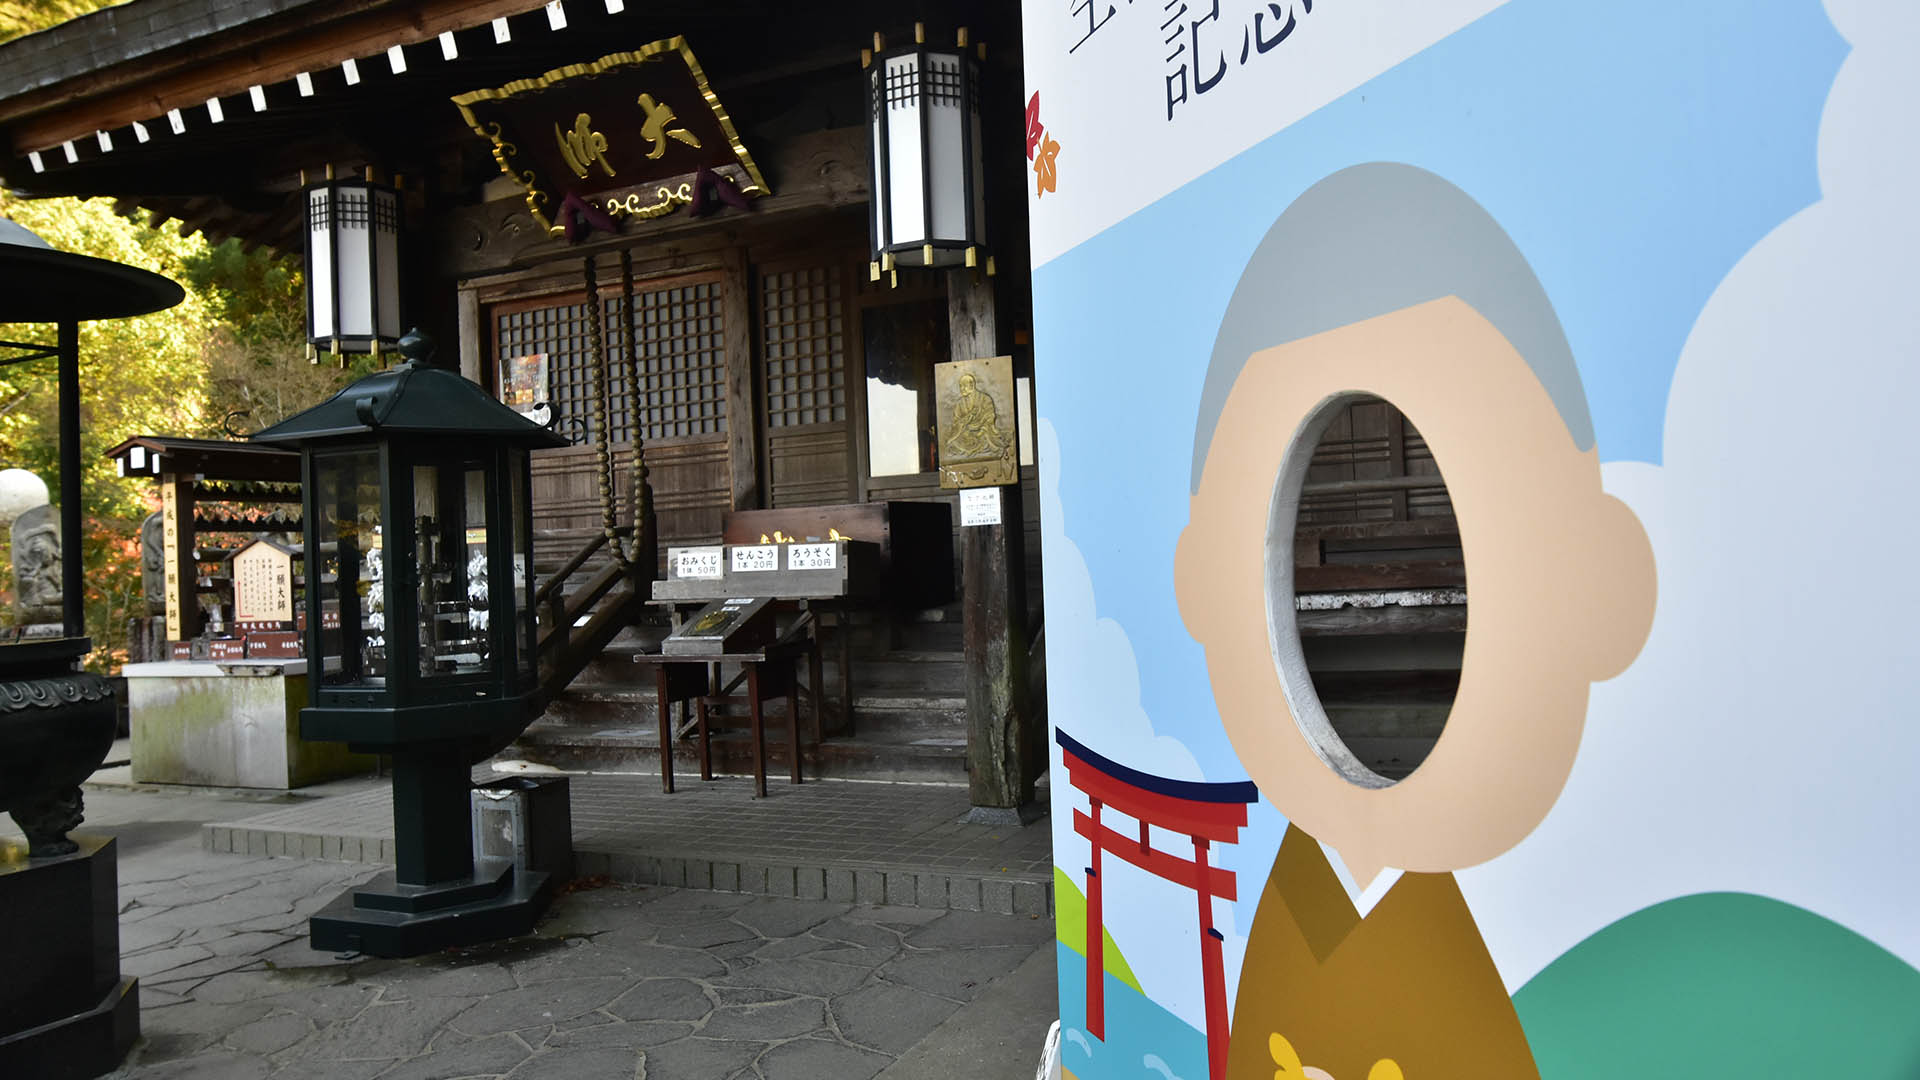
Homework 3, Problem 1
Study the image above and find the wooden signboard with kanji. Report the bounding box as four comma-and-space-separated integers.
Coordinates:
453, 36, 769, 237
231, 538, 295, 625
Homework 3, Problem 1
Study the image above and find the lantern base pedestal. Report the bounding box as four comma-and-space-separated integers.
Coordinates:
309, 858, 551, 958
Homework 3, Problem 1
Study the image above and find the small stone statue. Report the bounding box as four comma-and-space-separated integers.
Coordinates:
12, 502, 62, 625
141, 509, 166, 616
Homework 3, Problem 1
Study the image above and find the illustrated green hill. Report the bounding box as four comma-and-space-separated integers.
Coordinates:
1053, 867, 1143, 993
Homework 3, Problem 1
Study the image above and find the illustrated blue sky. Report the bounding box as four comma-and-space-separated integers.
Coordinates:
1032, 0, 1847, 936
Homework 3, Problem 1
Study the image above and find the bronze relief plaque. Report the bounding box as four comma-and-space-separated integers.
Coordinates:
935, 355, 1018, 489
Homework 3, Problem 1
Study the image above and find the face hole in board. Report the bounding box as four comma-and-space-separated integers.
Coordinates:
1266, 393, 1465, 786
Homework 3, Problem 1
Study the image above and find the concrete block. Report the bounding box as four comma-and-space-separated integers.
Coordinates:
982, 878, 1013, 915
855, 869, 885, 906
1012, 880, 1047, 917
340, 836, 361, 863
767, 865, 797, 899
948, 876, 983, 912
884, 873, 915, 907
796, 867, 826, 901
712, 862, 740, 893
917, 873, 949, 909
825, 868, 855, 904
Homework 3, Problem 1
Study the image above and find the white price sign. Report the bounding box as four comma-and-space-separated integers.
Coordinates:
960, 486, 1002, 527
730, 544, 779, 572
670, 546, 723, 579
787, 543, 838, 571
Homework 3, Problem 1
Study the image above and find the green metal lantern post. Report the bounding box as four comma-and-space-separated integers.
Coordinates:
251, 330, 565, 957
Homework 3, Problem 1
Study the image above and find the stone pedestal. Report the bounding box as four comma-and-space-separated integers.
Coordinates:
0, 835, 138, 1079
125, 660, 374, 789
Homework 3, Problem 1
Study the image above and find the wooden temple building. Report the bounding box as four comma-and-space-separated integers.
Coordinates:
1, 0, 1460, 804
0, 0, 1047, 804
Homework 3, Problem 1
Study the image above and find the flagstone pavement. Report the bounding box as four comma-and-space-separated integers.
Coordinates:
10, 784, 1059, 1080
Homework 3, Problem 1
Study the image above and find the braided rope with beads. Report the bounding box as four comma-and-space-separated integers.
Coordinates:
619, 249, 650, 570
582, 254, 626, 567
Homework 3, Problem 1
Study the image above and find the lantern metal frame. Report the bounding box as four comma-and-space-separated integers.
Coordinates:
864, 26, 990, 280
302, 173, 404, 358
252, 336, 565, 957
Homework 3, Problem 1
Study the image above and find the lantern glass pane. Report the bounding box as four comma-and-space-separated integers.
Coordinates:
413, 461, 493, 681
373, 188, 402, 340
925, 52, 968, 244
335, 187, 376, 339
313, 449, 385, 686
508, 449, 534, 677
307, 188, 335, 340
883, 54, 928, 250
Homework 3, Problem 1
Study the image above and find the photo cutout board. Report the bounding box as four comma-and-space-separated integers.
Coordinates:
1022, 1, 1920, 1077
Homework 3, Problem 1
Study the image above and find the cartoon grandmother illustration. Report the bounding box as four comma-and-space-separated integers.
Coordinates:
1175, 163, 1657, 1079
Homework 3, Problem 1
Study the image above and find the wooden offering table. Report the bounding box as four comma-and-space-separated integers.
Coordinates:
633, 639, 813, 798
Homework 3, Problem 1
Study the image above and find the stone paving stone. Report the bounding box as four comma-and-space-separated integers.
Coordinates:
636, 886, 757, 921
447, 976, 633, 1036
639, 1037, 765, 1080
712, 987, 798, 1007
190, 968, 340, 1005
754, 1036, 891, 1080
699, 996, 827, 1041
982, 877, 1014, 915
145, 952, 265, 987
543, 1018, 698, 1049
753, 935, 831, 960
550, 938, 727, 982
504, 1046, 642, 1078
730, 898, 850, 939
831, 981, 966, 1055
143, 893, 296, 930
842, 904, 943, 927
375, 959, 517, 1001
603, 977, 712, 1022
878, 945, 1032, 1002
657, 918, 759, 949
907, 909, 1055, 949
251, 1060, 390, 1080
811, 916, 900, 951
1013, 879, 1049, 916
122, 920, 186, 952
122, 944, 213, 979
293, 996, 473, 1060
714, 956, 870, 997
223, 1012, 312, 1055
375, 1034, 531, 1080
115, 1048, 271, 1080
205, 931, 295, 958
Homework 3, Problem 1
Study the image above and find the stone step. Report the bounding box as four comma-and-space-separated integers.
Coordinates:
504, 718, 968, 785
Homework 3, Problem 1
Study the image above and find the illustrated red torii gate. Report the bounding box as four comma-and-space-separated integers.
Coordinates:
1057, 729, 1258, 1080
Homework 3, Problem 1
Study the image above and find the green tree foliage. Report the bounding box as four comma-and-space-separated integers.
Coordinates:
0, 193, 352, 671
0, 1, 126, 46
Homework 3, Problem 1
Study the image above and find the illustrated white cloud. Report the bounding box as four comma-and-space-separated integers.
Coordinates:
1458, 0, 1920, 990
1038, 417, 1248, 1033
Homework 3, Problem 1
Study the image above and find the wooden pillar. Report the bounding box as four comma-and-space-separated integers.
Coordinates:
160, 472, 199, 644
721, 251, 760, 511
950, 269, 1033, 811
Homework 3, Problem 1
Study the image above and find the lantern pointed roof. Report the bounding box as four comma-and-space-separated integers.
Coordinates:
250, 361, 567, 449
